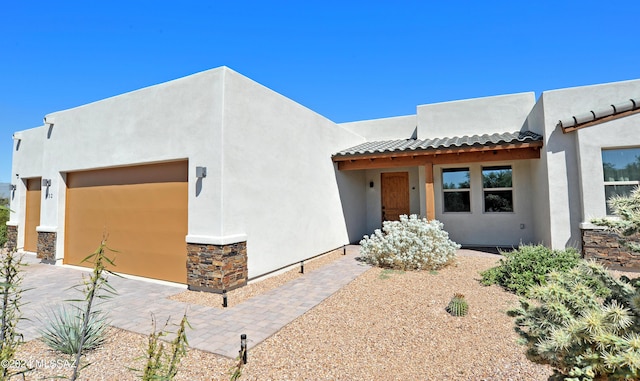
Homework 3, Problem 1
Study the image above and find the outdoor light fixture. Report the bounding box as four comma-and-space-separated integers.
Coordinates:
196, 166, 207, 178
240, 334, 247, 364
10, 184, 16, 191
300, 260, 304, 274
369, 181, 374, 188
222, 289, 228, 308
42, 179, 51, 187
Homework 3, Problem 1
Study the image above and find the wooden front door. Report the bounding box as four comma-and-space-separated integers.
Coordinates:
381, 172, 410, 222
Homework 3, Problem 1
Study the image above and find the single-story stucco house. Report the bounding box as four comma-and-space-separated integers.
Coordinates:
6, 67, 640, 291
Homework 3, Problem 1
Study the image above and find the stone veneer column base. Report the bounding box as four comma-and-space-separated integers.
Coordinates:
5, 225, 18, 252
186, 241, 248, 293
582, 229, 640, 270
37, 232, 57, 263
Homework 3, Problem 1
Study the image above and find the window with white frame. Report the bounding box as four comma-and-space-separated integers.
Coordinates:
482, 166, 513, 212
602, 147, 640, 215
442, 168, 470, 212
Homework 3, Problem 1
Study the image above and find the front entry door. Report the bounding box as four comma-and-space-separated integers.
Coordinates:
381, 172, 410, 222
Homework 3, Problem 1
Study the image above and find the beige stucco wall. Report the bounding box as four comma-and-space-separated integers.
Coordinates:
416, 92, 536, 139
536, 78, 640, 249
434, 160, 536, 247
339, 115, 417, 141
218, 69, 366, 277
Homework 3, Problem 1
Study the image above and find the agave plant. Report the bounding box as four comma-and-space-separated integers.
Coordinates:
39, 305, 108, 355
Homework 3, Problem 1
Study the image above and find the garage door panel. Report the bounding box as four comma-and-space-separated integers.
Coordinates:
65, 162, 188, 283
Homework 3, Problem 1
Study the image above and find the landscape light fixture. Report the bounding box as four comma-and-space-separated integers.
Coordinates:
240, 334, 247, 364
222, 289, 228, 308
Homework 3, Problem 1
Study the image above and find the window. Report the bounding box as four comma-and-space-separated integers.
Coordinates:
442, 168, 470, 212
482, 166, 513, 212
602, 148, 640, 215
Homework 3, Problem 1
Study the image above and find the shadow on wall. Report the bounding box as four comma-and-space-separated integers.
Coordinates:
333, 165, 368, 244
546, 126, 583, 249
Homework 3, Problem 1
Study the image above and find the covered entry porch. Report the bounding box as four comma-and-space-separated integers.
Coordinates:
333, 131, 543, 246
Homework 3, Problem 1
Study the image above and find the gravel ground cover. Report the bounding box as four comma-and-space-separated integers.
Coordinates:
12, 250, 593, 380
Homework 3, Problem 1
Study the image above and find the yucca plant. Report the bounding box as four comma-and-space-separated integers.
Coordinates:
39, 305, 108, 355
40, 238, 119, 381
446, 293, 469, 317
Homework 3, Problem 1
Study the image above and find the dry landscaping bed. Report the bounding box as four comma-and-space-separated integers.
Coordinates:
15, 252, 574, 380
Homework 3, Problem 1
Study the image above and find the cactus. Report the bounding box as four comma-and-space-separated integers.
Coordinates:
446, 293, 468, 317
509, 261, 640, 380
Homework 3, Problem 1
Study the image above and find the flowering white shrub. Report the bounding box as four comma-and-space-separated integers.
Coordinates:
359, 214, 460, 271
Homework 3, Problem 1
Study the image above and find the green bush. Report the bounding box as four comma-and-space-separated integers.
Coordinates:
509, 261, 640, 380
0, 198, 9, 248
480, 244, 581, 296
359, 214, 459, 271
40, 306, 108, 355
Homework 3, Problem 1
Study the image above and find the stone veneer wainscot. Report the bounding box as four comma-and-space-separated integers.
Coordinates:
582, 228, 640, 270
37, 231, 56, 263
186, 241, 248, 293
5, 225, 17, 251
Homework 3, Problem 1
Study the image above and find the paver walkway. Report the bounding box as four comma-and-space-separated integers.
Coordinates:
17, 245, 370, 358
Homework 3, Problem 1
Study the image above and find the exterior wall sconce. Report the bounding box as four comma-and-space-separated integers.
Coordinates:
10, 184, 16, 191
42, 179, 52, 187
196, 166, 207, 178
369, 181, 374, 188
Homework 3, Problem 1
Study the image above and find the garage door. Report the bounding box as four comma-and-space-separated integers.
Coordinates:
64, 161, 188, 283
24, 178, 42, 253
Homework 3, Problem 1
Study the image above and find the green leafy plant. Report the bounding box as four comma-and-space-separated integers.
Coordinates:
40, 238, 118, 381
360, 214, 459, 271
480, 244, 581, 296
446, 293, 469, 317
0, 198, 10, 248
509, 261, 640, 380
134, 313, 190, 381
39, 305, 108, 355
0, 248, 29, 380
592, 186, 640, 252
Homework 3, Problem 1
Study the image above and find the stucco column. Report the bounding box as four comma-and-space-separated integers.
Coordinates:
425, 163, 435, 220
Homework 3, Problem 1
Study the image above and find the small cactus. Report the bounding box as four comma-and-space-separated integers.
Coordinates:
446, 293, 469, 317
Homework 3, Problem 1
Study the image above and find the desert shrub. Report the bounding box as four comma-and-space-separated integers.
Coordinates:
40, 305, 108, 355
592, 186, 640, 252
0, 198, 9, 248
359, 214, 459, 271
509, 261, 640, 380
480, 244, 581, 296
133, 313, 189, 381
0, 248, 29, 379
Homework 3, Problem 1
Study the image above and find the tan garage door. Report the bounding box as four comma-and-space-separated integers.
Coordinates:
24, 178, 42, 252
64, 161, 188, 283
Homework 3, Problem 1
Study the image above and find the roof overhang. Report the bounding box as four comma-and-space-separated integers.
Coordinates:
333, 140, 542, 170
558, 98, 640, 133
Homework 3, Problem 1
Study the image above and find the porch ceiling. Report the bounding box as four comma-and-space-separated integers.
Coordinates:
332, 131, 543, 170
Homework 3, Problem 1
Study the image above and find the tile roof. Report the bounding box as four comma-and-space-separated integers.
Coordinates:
333, 131, 542, 158
558, 98, 640, 131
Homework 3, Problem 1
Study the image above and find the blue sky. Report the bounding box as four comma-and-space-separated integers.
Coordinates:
1, 1, 639, 182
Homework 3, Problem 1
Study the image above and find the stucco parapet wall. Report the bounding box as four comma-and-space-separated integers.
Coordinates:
185, 234, 247, 245
6, 221, 18, 227
558, 97, 640, 132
